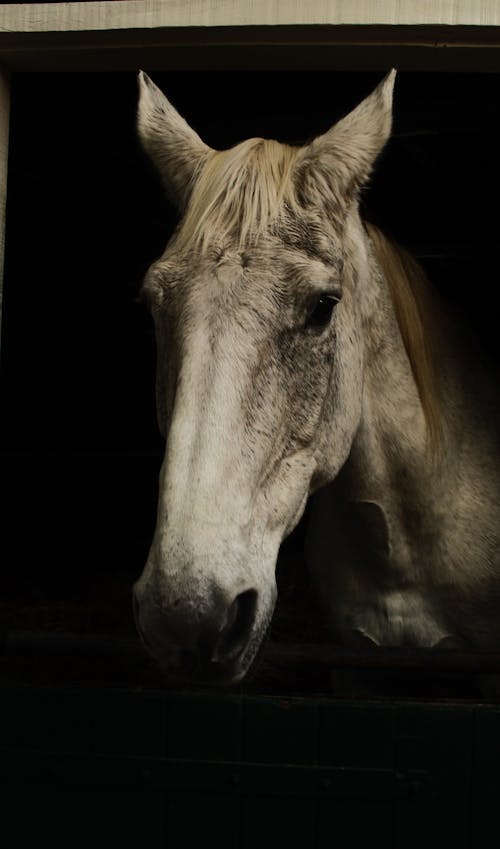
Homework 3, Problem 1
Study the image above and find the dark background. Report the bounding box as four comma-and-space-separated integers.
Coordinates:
1, 70, 499, 639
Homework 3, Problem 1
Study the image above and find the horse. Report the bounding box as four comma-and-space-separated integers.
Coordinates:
132, 69, 500, 686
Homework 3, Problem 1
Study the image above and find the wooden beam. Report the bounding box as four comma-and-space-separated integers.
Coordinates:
1, 1, 500, 32
1, 2, 500, 72
1, 24, 500, 72
0, 65, 9, 346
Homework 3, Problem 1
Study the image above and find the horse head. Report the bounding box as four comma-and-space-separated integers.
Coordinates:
133, 71, 396, 682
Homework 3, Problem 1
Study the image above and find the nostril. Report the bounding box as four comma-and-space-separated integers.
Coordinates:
212, 589, 258, 664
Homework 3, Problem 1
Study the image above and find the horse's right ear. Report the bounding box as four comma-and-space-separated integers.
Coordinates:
296, 70, 396, 209
137, 71, 212, 210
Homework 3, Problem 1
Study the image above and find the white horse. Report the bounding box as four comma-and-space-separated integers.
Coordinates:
133, 70, 500, 685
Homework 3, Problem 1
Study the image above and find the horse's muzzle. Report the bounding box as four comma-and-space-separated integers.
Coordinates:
132, 584, 259, 682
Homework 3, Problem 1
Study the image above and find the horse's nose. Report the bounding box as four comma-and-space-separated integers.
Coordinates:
134, 585, 258, 667
207, 588, 258, 664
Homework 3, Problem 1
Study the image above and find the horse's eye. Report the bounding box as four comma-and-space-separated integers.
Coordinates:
306, 293, 341, 329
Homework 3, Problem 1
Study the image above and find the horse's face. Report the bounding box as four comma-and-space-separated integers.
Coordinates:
133, 72, 395, 682
135, 235, 359, 681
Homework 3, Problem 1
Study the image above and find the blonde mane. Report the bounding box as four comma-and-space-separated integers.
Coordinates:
173, 138, 300, 253
366, 222, 444, 455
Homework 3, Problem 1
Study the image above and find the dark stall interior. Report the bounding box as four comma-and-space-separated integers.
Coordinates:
1, 70, 500, 696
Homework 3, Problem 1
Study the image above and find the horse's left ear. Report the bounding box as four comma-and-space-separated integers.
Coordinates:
137, 71, 212, 210
296, 69, 396, 205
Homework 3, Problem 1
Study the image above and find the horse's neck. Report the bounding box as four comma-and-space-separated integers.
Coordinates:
342, 237, 430, 508
309, 228, 500, 648
337, 229, 500, 577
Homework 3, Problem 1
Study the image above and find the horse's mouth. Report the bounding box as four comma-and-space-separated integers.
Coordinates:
184, 634, 267, 685
150, 621, 272, 687
135, 583, 277, 686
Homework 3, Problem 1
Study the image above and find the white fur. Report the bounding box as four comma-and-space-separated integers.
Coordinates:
134, 70, 500, 685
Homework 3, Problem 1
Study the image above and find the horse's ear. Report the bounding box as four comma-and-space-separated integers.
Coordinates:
296, 69, 396, 207
137, 71, 212, 210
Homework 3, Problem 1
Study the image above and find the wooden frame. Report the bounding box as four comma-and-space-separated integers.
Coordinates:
1, 5, 500, 662
2, 1, 500, 74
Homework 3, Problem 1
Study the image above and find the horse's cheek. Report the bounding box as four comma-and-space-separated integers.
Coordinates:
317, 325, 363, 476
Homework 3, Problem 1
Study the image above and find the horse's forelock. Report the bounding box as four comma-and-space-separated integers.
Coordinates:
172, 138, 301, 253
